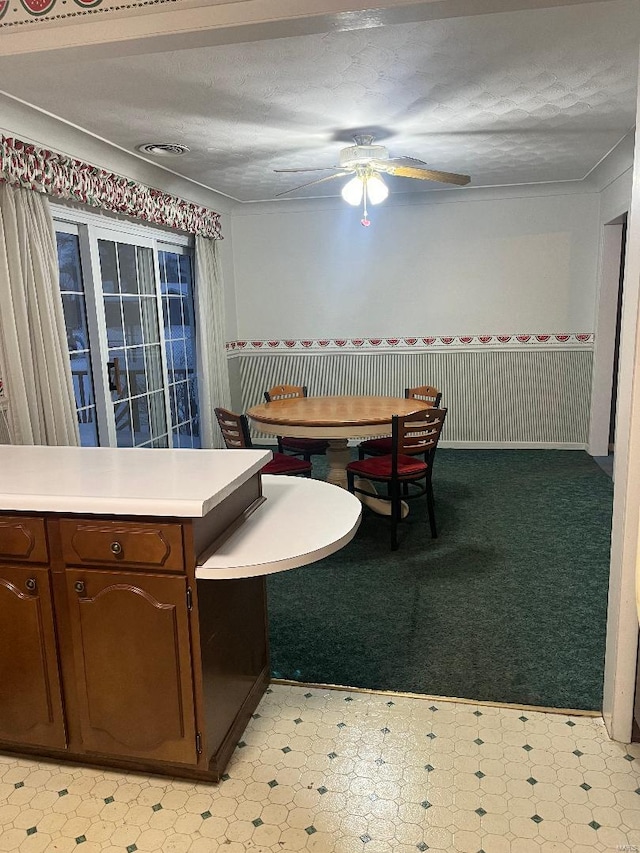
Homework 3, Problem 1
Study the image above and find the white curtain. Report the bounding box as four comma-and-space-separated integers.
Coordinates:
195, 235, 231, 448
0, 183, 79, 445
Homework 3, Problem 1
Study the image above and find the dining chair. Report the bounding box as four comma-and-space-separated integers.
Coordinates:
214, 407, 312, 476
263, 384, 330, 462
357, 385, 442, 460
346, 407, 447, 550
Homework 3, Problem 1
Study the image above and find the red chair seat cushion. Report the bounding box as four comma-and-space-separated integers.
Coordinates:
347, 454, 427, 480
281, 437, 329, 454
358, 437, 392, 453
262, 453, 312, 475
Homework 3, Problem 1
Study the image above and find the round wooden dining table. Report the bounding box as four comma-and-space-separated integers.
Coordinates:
246, 395, 427, 489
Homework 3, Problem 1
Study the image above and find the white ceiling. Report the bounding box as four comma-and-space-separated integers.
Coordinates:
1, 0, 638, 202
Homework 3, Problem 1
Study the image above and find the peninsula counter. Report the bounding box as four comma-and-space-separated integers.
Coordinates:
0, 446, 360, 782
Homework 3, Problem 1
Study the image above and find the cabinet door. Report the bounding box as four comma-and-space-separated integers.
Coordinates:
66, 569, 197, 765
0, 566, 66, 749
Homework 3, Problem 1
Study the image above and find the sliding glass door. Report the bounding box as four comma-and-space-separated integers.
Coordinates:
159, 248, 200, 448
55, 224, 100, 446
53, 209, 199, 449
98, 235, 169, 448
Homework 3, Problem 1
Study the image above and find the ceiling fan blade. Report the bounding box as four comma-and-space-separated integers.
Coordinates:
383, 156, 429, 167
383, 164, 470, 185
274, 167, 342, 173
275, 171, 352, 197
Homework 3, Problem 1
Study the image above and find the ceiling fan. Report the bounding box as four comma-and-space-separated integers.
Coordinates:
274, 134, 470, 226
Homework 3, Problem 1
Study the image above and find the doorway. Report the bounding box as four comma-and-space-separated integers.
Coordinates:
590, 215, 628, 464
589, 213, 627, 480
610, 219, 627, 450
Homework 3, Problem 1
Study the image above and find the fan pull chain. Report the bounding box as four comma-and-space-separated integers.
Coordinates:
361, 181, 371, 227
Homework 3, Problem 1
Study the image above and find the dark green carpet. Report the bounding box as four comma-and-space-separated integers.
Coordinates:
266, 450, 613, 710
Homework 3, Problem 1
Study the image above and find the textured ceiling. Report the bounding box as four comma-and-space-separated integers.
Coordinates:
1, 0, 638, 201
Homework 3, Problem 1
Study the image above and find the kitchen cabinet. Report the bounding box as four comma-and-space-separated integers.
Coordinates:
0, 563, 66, 750
65, 568, 197, 765
0, 447, 360, 782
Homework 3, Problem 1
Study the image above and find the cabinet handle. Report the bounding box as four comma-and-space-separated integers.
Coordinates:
110, 541, 123, 556
25, 578, 36, 592
74, 581, 85, 594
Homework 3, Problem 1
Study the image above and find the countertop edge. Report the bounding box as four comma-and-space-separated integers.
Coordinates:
0, 448, 272, 518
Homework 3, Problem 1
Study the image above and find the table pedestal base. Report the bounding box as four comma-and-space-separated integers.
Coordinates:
355, 478, 410, 519
326, 439, 351, 488
325, 439, 409, 518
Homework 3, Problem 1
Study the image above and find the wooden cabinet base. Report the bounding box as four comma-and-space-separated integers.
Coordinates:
196, 576, 270, 779
0, 665, 269, 783
205, 664, 270, 781
0, 505, 271, 784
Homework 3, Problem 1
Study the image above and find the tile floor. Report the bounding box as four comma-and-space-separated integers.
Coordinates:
1, 684, 639, 853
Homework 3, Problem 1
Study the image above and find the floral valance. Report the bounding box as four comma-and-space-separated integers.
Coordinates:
0, 136, 222, 239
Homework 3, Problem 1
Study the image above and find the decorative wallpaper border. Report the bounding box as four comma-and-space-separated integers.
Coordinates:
0, 0, 180, 29
226, 333, 594, 355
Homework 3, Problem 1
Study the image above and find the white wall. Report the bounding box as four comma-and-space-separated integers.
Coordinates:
600, 167, 633, 225
231, 189, 601, 340
590, 130, 634, 225
600, 59, 640, 741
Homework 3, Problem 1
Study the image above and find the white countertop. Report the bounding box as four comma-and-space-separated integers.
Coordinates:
197, 475, 361, 579
0, 445, 271, 517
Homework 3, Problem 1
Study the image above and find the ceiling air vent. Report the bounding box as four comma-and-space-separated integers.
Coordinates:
137, 143, 190, 156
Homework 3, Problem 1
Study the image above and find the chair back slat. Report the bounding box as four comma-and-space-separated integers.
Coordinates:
214, 407, 252, 449
405, 385, 442, 407
349, 407, 447, 549
264, 384, 308, 403
393, 408, 447, 461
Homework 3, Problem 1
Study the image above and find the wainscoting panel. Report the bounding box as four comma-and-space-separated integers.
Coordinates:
0, 401, 11, 444
238, 349, 593, 447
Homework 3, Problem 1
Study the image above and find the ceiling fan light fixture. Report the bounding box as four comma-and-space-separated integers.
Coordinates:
341, 176, 364, 206
366, 174, 389, 205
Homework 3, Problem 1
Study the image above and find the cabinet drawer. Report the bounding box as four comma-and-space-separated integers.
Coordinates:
60, 520, 184, 571
0, 516, 48, 564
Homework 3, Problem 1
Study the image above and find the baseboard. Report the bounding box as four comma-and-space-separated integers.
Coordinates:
438, 441, 588, 450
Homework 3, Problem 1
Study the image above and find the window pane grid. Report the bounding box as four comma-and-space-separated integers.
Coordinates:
56, 231, 99, 447
159, 249, 200, 448
99, 239, 173, 448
